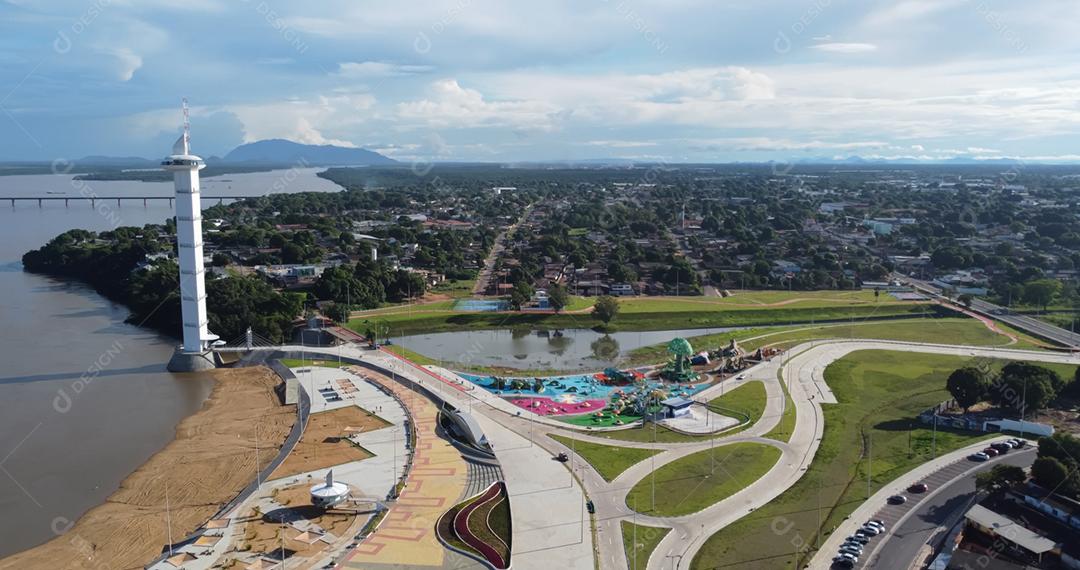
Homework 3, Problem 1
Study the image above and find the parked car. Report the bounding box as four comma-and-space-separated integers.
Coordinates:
1011, 439, 1027, 449
969, 452, 990, 462
837, 551, 859, 563
991, 442, 1011, 453
908, 482, 929, 493
859, 525, 882, 536
831, 558, 855, 569
839, 546, 862, 557
840, 542, 863, 554
846, 535, 870, 545
983, 448, 999, 457
868, 519, 887, 530
887, 494, 908, 505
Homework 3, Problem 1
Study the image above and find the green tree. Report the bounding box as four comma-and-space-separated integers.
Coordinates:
1031, 456, 1070, 491
946, 367, 989, 412
975, 464, 1027, 494
958, 293, 974, 308
591, 295, 620, 325
509, 281, 534, 311
548, 283, 569, 313
1022, 279, 1061, 311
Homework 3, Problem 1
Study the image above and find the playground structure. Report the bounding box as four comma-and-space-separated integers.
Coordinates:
659, 337, 701, 383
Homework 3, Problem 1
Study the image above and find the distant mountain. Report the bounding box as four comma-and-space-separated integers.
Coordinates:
223, 139, 397, 166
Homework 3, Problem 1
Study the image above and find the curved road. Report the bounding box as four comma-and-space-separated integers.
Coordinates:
284, 340, 1076, 570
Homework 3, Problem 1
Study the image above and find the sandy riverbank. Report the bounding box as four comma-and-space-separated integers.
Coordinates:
0, 366, 296, 570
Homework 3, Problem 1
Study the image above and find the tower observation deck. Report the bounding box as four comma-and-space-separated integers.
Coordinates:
164, 104, 220, 372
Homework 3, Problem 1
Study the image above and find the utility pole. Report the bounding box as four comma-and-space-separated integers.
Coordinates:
932, 413, 938, 459
1020, 376, 1027, 439
867, 434, 872, 499
165, 479, 173, 557
651, 452, 656, 512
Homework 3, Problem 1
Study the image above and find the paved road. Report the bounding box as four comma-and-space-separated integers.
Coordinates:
272, 340, 1078, 570
862, 448, 1036, 570
896, 274, 1080, 348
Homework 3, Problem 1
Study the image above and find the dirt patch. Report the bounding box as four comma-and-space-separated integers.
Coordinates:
234, 484, 363, 562
0, 367, 295, 570
271, 405, 389, 480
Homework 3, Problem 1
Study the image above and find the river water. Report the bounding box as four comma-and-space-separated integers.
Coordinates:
397, 327, 740, 372
0, 168, 339, 558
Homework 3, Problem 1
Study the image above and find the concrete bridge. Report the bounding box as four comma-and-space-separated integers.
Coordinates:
7, 195, 252, 207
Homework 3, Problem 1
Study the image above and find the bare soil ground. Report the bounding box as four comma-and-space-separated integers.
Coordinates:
0, 366, 295, 570
234, 484, 362, 563
270, 405, 389, 480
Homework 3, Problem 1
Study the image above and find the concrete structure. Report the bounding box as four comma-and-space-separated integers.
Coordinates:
310, 470, 351, 508
165, 107, 219, 372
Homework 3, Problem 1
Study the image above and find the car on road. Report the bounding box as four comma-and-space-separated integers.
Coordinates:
586, 500, 595, 514
736, 374, 746, 380
908, 482, 929, 493
846, 535, 869, 545
554, 452, 569, 462
887, 494, 908, 505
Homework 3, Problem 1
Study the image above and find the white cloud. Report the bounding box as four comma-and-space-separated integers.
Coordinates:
98, 47, 142, 81
337, 61, 434, 78
811, 42, 878, 54
396, 79, 564, 131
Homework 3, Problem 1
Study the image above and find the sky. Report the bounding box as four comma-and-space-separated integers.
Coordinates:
1, 0, 1080, 163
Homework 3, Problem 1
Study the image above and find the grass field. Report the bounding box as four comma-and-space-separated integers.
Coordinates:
709, 381, 767, 426
622, 521, 671, 570
626, 443, 782, 517
345, 291, 936, 336
278, 358, 345, 369
689, 350, 1018, 569
622, 318, 1012, 369
762, 368, 797, 443
428, 279, 476, 298
549, 434, 661, 482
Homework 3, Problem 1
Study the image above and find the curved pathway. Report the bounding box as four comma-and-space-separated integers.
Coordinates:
283, 340, 1077, 570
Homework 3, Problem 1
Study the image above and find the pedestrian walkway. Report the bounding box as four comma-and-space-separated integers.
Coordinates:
342, 370, 469, 569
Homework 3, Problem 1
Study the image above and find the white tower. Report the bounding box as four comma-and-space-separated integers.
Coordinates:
164, 100, 219, 371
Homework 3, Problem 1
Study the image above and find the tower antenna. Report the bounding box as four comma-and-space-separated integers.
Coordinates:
182, 97, 191, 148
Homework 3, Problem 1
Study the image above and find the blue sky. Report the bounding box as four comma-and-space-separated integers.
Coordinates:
2, 0, 1079, 162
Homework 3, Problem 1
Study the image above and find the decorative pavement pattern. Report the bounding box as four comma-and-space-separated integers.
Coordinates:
341, 370, 471, 569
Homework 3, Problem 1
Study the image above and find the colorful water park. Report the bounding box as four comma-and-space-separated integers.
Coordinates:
456, 337, 720, 427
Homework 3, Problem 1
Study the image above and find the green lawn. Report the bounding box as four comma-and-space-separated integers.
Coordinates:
549, 434, 661, 482
278, 358, 345, 369
762, 368, 797, 443
739, 317, 1013, 352
622, 521, 671, 570
709, 381, 767, 426
345, 293, 936, 336
690, 350, 1004, 569
623, 318, 1013, 369
429, 279, 476, 298
626, 443, 782, 517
